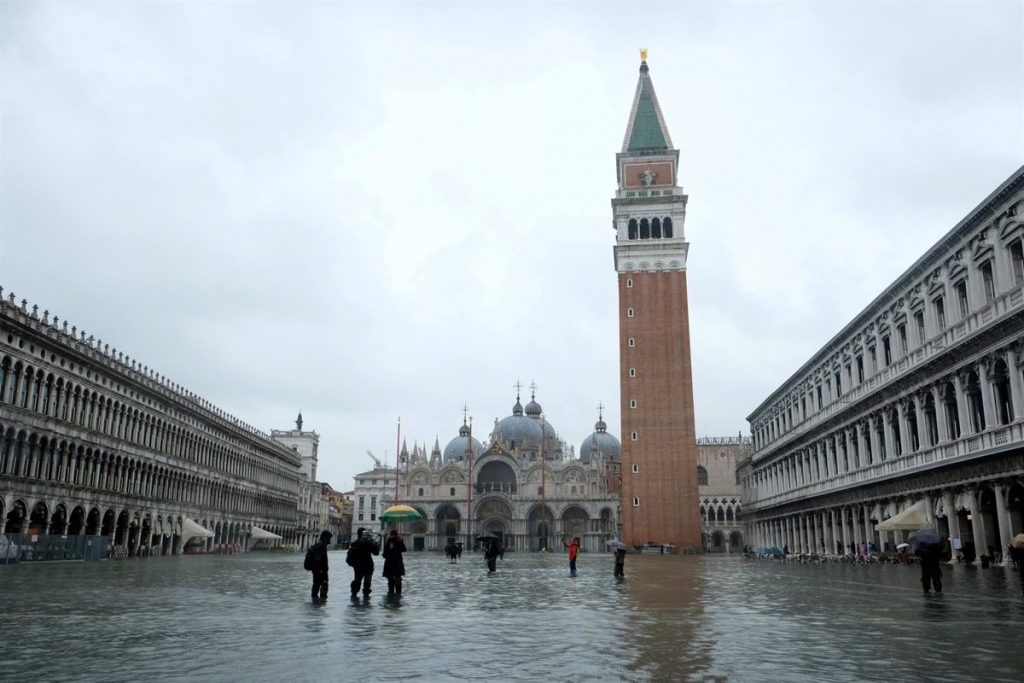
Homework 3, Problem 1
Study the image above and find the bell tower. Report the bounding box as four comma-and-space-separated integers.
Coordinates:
613, 51, 701, 551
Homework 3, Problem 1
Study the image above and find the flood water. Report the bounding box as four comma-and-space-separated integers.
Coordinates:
3, 552, 1024, 682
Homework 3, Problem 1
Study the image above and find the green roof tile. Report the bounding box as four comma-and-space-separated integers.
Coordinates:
627, 77, 668, 151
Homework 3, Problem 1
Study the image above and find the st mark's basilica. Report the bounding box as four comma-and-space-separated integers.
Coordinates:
354, 389, 622, 553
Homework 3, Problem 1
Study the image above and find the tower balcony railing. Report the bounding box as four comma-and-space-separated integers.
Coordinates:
748, 419, 1024, 512
615, 186, 685, 200
752, 284, 1024, 463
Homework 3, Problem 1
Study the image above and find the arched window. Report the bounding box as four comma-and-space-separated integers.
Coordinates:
418, 487, 424, 496
449, 487, 455, 496
639, 218, 650, 239
628, 219, 638, 240
697, 465, 708, 485
663, 217, 673, 238
651, 217, 662, 239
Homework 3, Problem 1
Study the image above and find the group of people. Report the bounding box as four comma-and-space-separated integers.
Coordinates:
305, 532, 629, 600
305, 527, 406, 601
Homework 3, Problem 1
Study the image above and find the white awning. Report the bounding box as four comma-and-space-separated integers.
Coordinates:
250, 526, 282, 541
875, 500, 929, 531
181, 517, 215, 541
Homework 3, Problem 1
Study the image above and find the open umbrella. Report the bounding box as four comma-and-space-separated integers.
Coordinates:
606, 539, 629, 552
908, 529, 944, 554
1014, 533, 1024, 550
379, 504, 423, 523
896, 543, 910, 550
476, 532, 499, 542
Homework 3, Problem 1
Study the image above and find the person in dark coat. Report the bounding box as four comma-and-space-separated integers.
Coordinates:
445, 538, 458, 563
309, 529, 332, 600
614, 547, 626, 578
347, 528, 380, 597
484, 539, 501, 573
382, 530, 407, 595
916, 547, 944, 594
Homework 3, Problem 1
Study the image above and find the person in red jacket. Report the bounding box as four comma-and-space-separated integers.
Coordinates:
563, 536, 580, 577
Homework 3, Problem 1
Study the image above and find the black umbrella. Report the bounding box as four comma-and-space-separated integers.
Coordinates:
908, 529, 944, 554
476, 532, 499, 542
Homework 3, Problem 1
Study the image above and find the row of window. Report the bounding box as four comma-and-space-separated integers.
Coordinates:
626, 217, 675, 240
753, 353, 1020, 498
755, 234, 1024, 451
0, 425, 295, 519
0, 355, 296, 492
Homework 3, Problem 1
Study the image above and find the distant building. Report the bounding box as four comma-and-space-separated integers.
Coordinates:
272, 414, 331, 549
742, 168, 1024, 561
697, 436, 749, 553
0, 289, 302, 559
354, 391, 621, 552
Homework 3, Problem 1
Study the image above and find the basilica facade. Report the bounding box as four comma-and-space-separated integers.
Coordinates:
357, 392, 622, 553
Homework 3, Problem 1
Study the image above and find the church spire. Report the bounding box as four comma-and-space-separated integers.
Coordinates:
622, 49, 673, 153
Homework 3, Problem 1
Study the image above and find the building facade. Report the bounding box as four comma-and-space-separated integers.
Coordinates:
0, 290, 303, 558
698, 436, 749, 553
742, 168, 1024, 561
354, 392, 622, 552
271, 416, 328, 549
614, 54, 701, 550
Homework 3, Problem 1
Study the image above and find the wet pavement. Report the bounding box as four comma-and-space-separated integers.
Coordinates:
3, 552, 1024, 682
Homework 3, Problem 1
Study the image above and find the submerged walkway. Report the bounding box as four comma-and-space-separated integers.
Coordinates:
2, 553, 1023, 681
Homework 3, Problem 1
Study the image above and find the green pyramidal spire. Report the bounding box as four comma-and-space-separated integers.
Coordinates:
623, 57, 672, 152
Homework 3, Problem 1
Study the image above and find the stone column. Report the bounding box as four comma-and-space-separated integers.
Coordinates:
967, 490, 988, 562
881, 410, 892, 461
898, 401, 913, 456
838, 509, 849, 554
816, 442, 825, 481
942, 489, 961, 561
863, 505, 874, 551
810, 514, 818, 554
979, 359, 997, 430
914, 394, 928, 450
993, 483, 1013, 563
851, 509, 863, 553
954, 373, 972, 435
1007, 345, 1024, 421
831, 510, 841, 554
932, 384, 949, 443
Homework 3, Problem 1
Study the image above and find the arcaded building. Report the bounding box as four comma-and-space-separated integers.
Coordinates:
0, 290, 303, 558
743, 167, 1024, 560
698, 436, 749, 553
614, 53, 701, 550
356, 392, 622, 552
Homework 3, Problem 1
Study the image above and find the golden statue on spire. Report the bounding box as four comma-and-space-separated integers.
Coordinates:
640, 48, 648, 61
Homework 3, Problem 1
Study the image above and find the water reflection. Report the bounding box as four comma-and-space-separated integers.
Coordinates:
1, 552, 1024, 681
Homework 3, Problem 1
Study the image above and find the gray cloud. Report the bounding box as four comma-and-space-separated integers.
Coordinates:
2, 1, 1021, 490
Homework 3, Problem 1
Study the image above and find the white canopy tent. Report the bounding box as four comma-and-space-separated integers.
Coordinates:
181, 517, 215, 545
249, 526, 282, 541
875, 500, 930, 532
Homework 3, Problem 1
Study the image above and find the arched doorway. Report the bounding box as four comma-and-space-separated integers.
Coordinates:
729, 530, 744, 552
114, 510, 129, 546
435, 504, 461, 545
711, 530, 725, 552
561, 505, 590, 548
979, 487, 1002, 558
4, 499, 27, 534
28, 501, 49, 536
68, 506, 86, 535
49, 504, 68, 535
528, 504, 554, 551
476, 498, 514, 548
100, 509, 115, 537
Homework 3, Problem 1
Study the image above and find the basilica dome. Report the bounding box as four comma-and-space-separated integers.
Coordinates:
579, 415, 621, 464
443, 423, 484, 463
494, 396, 544, 449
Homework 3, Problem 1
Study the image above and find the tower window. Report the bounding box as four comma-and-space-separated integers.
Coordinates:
639, 218, 650, 239
628, 219, 638, 240
651, 217, 662, 239
631, 431, 638, 441
697, 466, 708, 485
915, 311, 926, 345
628, 368, 636, 378
627, 307, 634, 317
897, 324, 907, 355
628, 338, 635, 347
630, 399, 637, 408
626, 278, 633, 288
633, 497, 640, 507
631, 464, 639, 473
663, 217, 673, 238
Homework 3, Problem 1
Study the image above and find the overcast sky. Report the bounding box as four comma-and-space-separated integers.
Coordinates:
2, 1, 1021, 490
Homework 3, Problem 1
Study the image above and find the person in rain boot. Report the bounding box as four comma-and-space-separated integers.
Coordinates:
307, 529, 332, 601
382, 529, 406, 595
346, 528, 380, 597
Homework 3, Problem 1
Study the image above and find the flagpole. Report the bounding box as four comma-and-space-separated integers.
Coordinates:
395, 417, 401, 505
